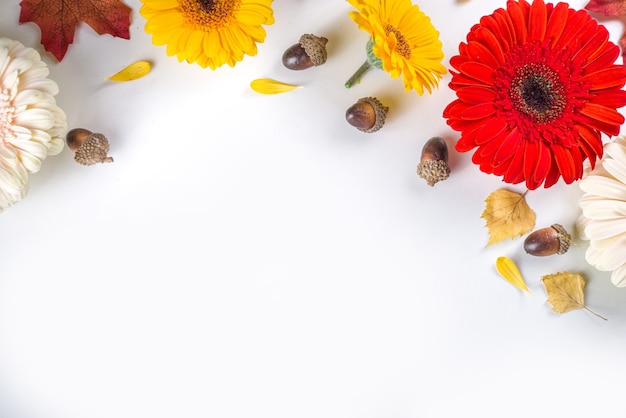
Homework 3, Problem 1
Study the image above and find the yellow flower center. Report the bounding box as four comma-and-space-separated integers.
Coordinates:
385, 24, 411, 59
179, 0, 241, 29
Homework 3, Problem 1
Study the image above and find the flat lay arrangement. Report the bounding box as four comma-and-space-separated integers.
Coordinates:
2, 1, 626, 417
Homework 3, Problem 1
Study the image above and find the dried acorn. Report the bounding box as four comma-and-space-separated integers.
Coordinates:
417, 137, 450, 186
345, 97, 388, 133
66, 128, 114, 166
282, 34, 328, 70
524, 224, 571, 256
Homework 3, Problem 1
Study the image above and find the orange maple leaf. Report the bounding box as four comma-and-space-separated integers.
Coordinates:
19, 0, 131, 61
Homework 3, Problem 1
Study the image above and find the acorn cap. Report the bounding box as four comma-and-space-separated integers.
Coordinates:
417, 159, 450, 186
550, 223, 571, 254
299, 34, 328, 66
358, 97, 388, 133
74, 133, 114, 166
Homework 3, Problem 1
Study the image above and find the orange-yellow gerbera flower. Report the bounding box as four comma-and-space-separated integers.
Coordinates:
140, 0, 274, 70
346, 0, 446, 94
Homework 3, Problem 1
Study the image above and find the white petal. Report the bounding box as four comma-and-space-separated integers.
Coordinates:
0, 156, 27, 206
589, 233, 624, 250
46, 136, 64, 156
592, 234, 626, 271
605, 138, 626, 162
581, 199, 626, 220
13, 88, 46, 108
579, 175, 626, 200
10, 138, 47, 158
13, 108, 54, 130
18, 77, 58, 95
585, 245, 610, 271
576, 214, 592, 240
584, 217, 626, 240
603, 157, 626, 185
611, 264, 626, 287
17, 151, 43, 173
0, 67, 18, 91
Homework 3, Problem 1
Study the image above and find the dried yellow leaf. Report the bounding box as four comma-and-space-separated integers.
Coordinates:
541, 272, 607, 320
107, 61, 151, 82
250, 78, 301, 94
482, 189, 536, 246
495, 256, 531, 294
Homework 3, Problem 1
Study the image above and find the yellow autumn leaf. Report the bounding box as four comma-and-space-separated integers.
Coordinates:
482, 189, 536, 246
541, 272, 607, 320
250, 78, 301, 94
495, 256, 531, 294
107, 61, 151, 82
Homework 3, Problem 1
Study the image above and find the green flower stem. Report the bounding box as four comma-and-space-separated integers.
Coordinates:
345, 60, 372, 89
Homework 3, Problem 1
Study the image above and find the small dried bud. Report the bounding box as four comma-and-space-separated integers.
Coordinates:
282, 34, 328, 70
66, 128, 114, 166
417, 137, 450, 186
524, 224, 571, 256
345, 97, 388, 133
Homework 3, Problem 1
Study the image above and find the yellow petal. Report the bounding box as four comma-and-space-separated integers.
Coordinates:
495, 256, 532, 294
107, 61, 152, 82
250, 78, 301, 94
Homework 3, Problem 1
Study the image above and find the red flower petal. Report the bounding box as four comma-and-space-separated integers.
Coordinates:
582, 44, 620, 75
552, 143, 583, 183
578, 114, 622, 137
474, 28, 506, 65
543, 162, 560, 188
503, 143, 526, 184
461, 102, 496, 120
461, 122, 486, 145
456, 86, 497, 104
575, 123, 603, 163
493, 8, 516, 46
493, 127, 521, 164
553, 9, 591, 50
507, 0, 528, 45
545, 2, 569, 47
459, 61, 496, 84
449, 55, 465, 71
528, 0, 547, 42
580, 102, 626, 126
533, 142, 552, 187
583, 66, 626, 89
475, 117, 509, 146
590, 89, 626, 108
573, 26, 609, 63
467, 41, 500, 68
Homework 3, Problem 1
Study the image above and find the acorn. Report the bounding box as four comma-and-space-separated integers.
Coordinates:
345, 97, 388, 133
282, 34, 328, 70
523, 224, 571, 256
416, 137, 450, 186
66, 128, 114, 166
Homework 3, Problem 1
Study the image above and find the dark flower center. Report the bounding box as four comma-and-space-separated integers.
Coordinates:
181, 0, 239, 28
384, 25, 411, 59
198, 0, 216, 11
510, 63, 565, 124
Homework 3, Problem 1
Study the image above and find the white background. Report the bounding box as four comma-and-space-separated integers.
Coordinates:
2, 0, 626, 417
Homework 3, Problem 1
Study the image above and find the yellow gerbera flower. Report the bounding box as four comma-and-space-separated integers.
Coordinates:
346, 0, 445, 94
140, 0, 274, 70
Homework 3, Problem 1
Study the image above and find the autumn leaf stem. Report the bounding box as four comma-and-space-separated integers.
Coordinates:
584, 306, 608, 321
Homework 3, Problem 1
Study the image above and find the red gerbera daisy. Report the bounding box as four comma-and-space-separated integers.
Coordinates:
443, 0, 626, 189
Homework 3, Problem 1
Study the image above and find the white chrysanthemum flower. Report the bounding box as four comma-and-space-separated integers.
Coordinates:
578, 136, 626, 287
0, 37, 66, 211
